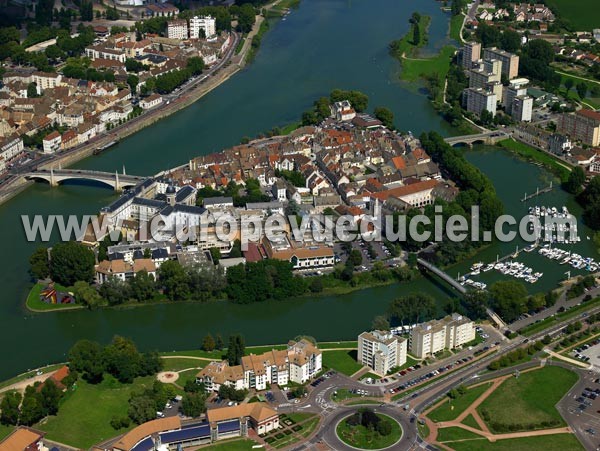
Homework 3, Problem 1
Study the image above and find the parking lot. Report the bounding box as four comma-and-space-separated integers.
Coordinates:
576, 341, 600, 367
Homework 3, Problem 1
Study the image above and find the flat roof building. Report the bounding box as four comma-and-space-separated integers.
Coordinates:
358, 330, 407, 376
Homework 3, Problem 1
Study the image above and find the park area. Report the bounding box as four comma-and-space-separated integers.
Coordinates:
423, 366, 582, 450
322, 350, 363, 376
336, 411, 402, 450
544, 0, 600, 31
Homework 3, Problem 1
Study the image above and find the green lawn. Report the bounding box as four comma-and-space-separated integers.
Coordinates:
477, 366, 578, 433
202, 438, 260, 450
26, 282, 83, 312
319, 341, 358, 349
497, 139, 571, 183
285, 412, 316, 423
400, 45, 457, 85
160, 357, 206, 372
544, 0, 600, 31
449, 433, 584, 451
449, 14, 463, 42
0, 424, 15, 441
461, 413, 481, 430
37, 375, 156, 449
322, 350, 363, 376
436, 426, 484, 443
299, 416, 320, 438
336, 413, 402, 449
428, 383, 492, 423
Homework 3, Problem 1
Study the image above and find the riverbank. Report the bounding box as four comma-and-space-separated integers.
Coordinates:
0, 0, 291, 208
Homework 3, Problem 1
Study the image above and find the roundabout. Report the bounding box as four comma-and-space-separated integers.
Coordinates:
336, 411, 402, 450
320, 404, 413, 451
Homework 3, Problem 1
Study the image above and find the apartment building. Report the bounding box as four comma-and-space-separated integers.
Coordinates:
196, 339, 322, 392
410, 314, 475, 358
462, 42, 481, 69
558, 109, 600, 147
190, 15, 217, 39
483, 47, 519, 79
464, 88, 497, 117
512, 95, 533, 122
167, 19, 189, 40
357, 330, 408, 376
505, 80, 528, 115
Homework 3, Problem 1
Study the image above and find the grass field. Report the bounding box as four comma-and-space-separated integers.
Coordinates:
319, 341, 358, 350
436, 426, 483, 443
449, 14, 463, 42
544, 0, 600, 31
26, 282, 83, 312
477, 367, 578, 433
497, 139, 571, 182
322, 350, 363, 376
336, 413, 402, 449
160, 357, 207, 372
202, 438, 260, 450
0, 424, 15, 441
448, 433, 584, 451
461, 413, 481, 430
37, 375, 156, 449
428, 383, 492, 423
400, 46, 457, 85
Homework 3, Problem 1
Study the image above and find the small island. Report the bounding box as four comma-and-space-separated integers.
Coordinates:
336, 408, 402, 450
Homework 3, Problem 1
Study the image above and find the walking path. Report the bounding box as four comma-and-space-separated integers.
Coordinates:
0, 369, 59, 395
423, 366, 576, 447
544, 348, 592, 369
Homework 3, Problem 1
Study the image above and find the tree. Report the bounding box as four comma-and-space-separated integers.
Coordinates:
157, 260, 190, 301
181, 391, 206, 417
388, 293, 436, 325
202, 333, 216, 351
576, 82, 587, 99
128, 394, 156, 424
69, 339, 105, 383
489, 280, 528, 322
27, 82, 39, 98
564, 78, 574, 93
0, 391, 21, 425
412, 23, 421, 46
19, 387, 45, 425
50, 241, 95, 285
371, 315, 390, 331
99, 276, 130, 306
128, 270, 156, 302
215, 334, 224, 350
127, 74, 139, 94
348, 249, 363, 267
209, 247, 221, 264
73, 281, 103, 309
374, 106, 394, 129
500, 30, 521, 53
39, 379, 62, 415
227, 334, 245, 366
29, 247, 50, 280
564, 166, 585, 194
186, 56, 205, 76
103, 336, 143, 383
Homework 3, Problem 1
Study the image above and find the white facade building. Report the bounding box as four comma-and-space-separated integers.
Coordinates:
190, 16, 216, 39
464, 88, 497, 117
358, 330, 408, 376
410, 314, 475, 359
512, 95, 533, 122
167, 19, 189, 40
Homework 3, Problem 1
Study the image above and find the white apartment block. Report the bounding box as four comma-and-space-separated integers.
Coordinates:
512, 95, 533, 122
196, 339, 322, 392
190, 16, 216, 39
167, 19, 189, 40
464, 88, 497, 117
358, 330, 407, 376
410, 314, 475, 359
482, 47, 519, 79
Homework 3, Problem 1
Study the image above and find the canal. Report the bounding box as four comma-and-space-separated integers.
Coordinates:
0, 0, 596, 381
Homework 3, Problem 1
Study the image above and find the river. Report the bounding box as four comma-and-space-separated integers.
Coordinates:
0, 0, 595, 381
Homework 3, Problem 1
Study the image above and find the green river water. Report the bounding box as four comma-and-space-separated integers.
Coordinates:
0, 0, 596, 380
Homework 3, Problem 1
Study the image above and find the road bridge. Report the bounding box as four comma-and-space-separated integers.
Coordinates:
444, 131, 509, 147
24, 169, 146, 191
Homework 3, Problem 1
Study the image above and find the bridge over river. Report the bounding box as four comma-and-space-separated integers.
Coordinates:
444, 131, 510, 147
24, 169, 146, 191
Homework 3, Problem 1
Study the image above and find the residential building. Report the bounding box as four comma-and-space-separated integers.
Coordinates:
32, 71, 61, 91
409, 314, 475, 358
261, 235, 335, 269
330, 100, 356, 121
464, 87, 497, 117
42, 130, 61, 153
190, 15, 217, 39
505, 83, 528, 115
511, 95, 533, 122
548, 133, 572, 155
0, 135, 24, 161
558, 109, 600, 146
196, 339, 321, 392
462, 42, 481, 69
140, 93, 163, 110
482, 47, 519, 79
0, 427, 46, 451
146, 3, 179, 17
167, 19, 189, 40
370, 179, 440, 210
357, 330, 407, 376
95, 258, 157, 284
